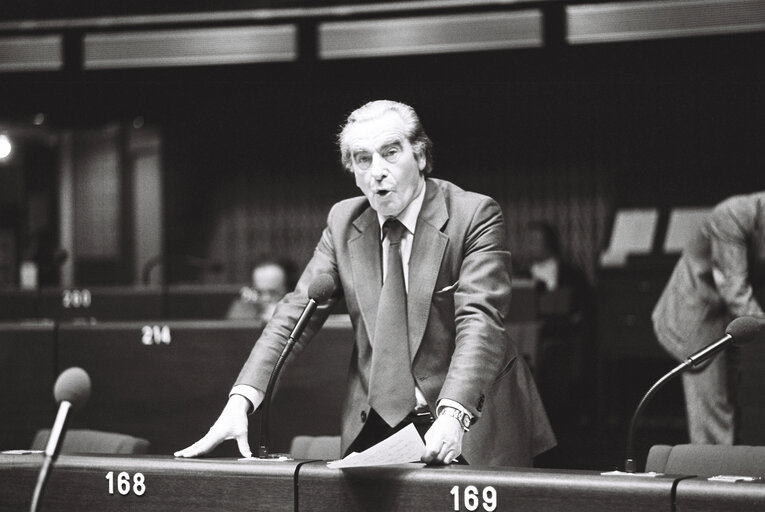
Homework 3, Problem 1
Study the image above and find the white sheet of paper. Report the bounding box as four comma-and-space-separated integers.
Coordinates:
600, 208, 659, 267
663, 207, 710, 253
600, 470, 663, 477
326, 423, 425, 469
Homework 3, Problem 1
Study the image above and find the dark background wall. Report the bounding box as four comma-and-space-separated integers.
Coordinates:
159, 33, 765, 283
1, 30, 764, 285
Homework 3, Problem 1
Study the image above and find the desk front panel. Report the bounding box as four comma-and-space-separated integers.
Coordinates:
0, 322, 56, 451
56, 320, 353, 456
0, 290, 38, 320
297, 463, 679, 512
56, 321, 264, 455
0, 454, 298, 512
675, 477, 765, 512
37, 287, 164, 321
163, 284, 242, 319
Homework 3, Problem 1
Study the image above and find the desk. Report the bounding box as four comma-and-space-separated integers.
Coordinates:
0, 321, 56, 451
0, 454, 298, 512
296, 463, 682, 512
0, 290, 38, 320
738, 340, 765, 445
37, 287, 164, 321
674, 477, 765, 512
596, 267, 681, 429
56, 320, 260, 455
6, 456, 762, 512
164, 284, 242, 319
56, 319, 354, 456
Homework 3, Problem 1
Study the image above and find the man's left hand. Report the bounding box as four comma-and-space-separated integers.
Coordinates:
421, 415, 464, 464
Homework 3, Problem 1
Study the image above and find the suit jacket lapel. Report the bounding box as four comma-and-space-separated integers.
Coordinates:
349, 207, 382, 344
408, 180, 449, 359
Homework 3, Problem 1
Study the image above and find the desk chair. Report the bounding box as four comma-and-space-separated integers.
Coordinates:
31, 429, 150, 455
645, 444, 765, 477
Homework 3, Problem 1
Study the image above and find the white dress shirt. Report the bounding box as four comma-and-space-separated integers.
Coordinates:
531, 257, 559, 291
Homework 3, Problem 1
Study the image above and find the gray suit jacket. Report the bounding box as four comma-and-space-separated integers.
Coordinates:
653, 192, 765, 360
236, 178, 555, 466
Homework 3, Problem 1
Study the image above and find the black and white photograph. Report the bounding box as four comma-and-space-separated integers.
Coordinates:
1, 0, 765, 510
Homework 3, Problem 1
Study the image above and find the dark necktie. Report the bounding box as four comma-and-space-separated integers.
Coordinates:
369, 219, 416, 426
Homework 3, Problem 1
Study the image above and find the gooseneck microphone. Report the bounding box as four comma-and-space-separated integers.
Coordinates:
624, 316, 765, 472
30, 367, 91, 512
257, 274, 337, 459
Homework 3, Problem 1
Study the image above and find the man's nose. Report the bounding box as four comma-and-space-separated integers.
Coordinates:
370, 153, 387, 179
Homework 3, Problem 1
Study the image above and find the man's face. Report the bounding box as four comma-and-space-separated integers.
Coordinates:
528, 229, 552, 263
346, 111, 426, 218
252, 264, 288, 319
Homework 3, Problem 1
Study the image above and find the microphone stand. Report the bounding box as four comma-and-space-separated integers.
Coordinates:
30, 401, 72, 512
624, 362, 686, 473
257, 298, 318, 459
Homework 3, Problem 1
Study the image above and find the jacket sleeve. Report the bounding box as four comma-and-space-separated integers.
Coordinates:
234, 206, 343, 393
438, 197, 512, 418
708, 199, 765, 318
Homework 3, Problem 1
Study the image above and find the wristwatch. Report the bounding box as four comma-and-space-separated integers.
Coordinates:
439, 406, 471, 432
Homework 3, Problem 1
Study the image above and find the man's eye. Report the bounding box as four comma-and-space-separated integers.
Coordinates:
384, 148, 400, 159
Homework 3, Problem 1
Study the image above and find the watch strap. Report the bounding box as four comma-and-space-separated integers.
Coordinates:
438, 406, 471, 432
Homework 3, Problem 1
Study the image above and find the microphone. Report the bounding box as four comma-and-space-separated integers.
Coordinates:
624, 316, 765, 472
257, 274, 337, 459
684, 316, 765, 367
30, 367, 91, 512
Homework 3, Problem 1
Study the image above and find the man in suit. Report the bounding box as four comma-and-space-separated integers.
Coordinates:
653, 192, 765, 444
176, 100, 554, 465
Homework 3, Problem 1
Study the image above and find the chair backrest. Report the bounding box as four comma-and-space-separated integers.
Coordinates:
289, 435, 341, 460
31, 429, 150, 455
645, 444, 765, 477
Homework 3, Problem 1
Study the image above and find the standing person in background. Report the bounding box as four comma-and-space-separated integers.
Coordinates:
176, 99, 554, 466
226, 258, 296, 325
653, 191, 765, 444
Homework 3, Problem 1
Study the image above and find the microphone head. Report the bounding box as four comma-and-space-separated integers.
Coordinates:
308, 274, 337, 303
53, 367, 91, 411
726, 316, 765, 346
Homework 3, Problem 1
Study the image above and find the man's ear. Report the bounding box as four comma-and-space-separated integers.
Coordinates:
416, 151, 427, 172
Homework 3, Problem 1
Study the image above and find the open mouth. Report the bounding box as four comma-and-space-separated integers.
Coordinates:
376, 190, 391, 198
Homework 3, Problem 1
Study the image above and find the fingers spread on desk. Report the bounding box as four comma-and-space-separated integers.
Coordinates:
174, 433, 222, 458
236, 434, 252, 458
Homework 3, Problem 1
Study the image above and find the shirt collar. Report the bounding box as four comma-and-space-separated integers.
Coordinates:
377, 178, 426, 238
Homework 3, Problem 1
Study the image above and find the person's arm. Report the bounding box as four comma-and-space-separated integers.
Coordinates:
708, 201, 765, 318
233, 217, 340, 393
423, 197, 512, 464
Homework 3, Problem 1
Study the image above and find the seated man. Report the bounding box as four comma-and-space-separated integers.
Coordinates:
524, 220, 594, 426
226, 259, 294, 325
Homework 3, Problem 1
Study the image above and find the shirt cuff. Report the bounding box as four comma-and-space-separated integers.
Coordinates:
437, 398, 473, 421
229, 385, 265, 415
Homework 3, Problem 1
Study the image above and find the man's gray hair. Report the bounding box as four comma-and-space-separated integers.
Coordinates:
338, 100, 433, 175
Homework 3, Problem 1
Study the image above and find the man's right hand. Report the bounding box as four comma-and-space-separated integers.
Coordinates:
174, 394, 253, 458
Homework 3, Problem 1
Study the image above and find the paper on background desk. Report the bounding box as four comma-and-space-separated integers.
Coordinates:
327, 423, 425, 469
600, 208, 658, 266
